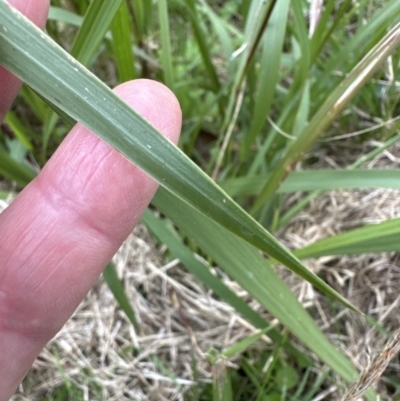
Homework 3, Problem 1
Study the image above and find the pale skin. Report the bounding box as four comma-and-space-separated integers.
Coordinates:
0, 1, 182, 399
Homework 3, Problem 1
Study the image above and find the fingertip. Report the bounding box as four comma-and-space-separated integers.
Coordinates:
113, 79, 182, 145
7, 0, 49, 32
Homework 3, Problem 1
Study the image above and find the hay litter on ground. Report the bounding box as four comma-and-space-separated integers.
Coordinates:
4, 141, 400, 400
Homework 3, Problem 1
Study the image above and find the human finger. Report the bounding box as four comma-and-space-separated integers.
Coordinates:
0, 79, 181, 399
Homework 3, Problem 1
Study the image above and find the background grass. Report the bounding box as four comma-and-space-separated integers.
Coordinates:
3, 0, 400, 399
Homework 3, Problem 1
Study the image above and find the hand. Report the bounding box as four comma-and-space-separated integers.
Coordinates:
0, 1, 181, 399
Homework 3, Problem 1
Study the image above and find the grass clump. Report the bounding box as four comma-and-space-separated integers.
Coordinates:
2, 0, 400, 399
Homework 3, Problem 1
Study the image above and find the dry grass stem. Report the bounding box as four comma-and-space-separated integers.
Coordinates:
340, 329, 400, 401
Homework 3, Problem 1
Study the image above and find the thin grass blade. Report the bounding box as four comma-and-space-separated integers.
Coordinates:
48, 6, 83, 26
242, 0, 290, 157
158, 0, 174, 90
223, 169, 400, 196
185, 0, 221, 93
103, 262, 140, 333
111, 0, 136, 83
0, 147, 36, 186
295, 217, 400, 258
212, 364, 233, 401
69, 0, 124, 66
4, 111, 34, 151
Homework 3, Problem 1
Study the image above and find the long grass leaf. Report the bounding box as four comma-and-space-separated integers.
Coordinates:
4, 111, 34, 151
69, 0, 124, 66
111, 0, 136, 83
0, 0, 355, 310
295, 218, 400, 258
0, 147, 36, 186
277, 133, 400, 230
48, 6, 83, 26
223, 169, 400, 196
243, 0, 290, 156
103, 262, 140, 333
200, 2, 235, 63
158, 0, 174, 89
130, 0, 153, 40
212, 364, 232, 401
19, 85, 48, 121
185, 0, 221, 93
41, 109, 60, 163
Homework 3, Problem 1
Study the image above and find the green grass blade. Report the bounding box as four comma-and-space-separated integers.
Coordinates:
153, 187, 359, 383
185, 0, 221, 93
0, 1, 354, 310
255, 332, 289, 401
0, 147, 36, 186
212, 363, 233, 401
41, 109, 60, 163
4, 111, 34, 151
69, 0, 124, 66
309, 0, 351, 63
19, 85, 48, 122
242, 0, 279, 74
102, 262, 140, 333
295, 217, 400, 258
111, 0, 136, 83
223, 169, 400, 196
213, 0, 276, 166
251, 21, 400, 213
277, 133, 400, 230
292, 79, 310, 137
129, 0, 152, 40
278, 191, 322, 231
242, 0, 290, 156
222, 326, 271, 358
284, 169, 400, 192
200, 2, 235, 63
48, 6, 83, 26
158, 0, 174, 89
285, 0, 311, 100
45, 0, 122, 156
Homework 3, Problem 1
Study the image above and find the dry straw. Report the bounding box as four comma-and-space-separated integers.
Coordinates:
4, 141, 400, 400
341, 328, 400, 401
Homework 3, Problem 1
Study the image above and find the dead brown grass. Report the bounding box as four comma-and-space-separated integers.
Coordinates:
4, 140, 400, 400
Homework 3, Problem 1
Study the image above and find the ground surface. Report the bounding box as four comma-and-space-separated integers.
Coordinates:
5, 141, 400, 401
